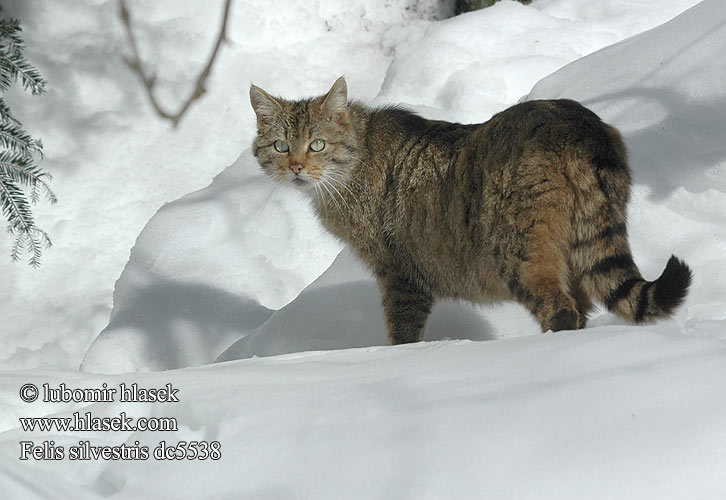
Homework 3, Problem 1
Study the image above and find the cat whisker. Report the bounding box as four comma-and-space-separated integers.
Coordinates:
318, 179, 341, 213
314, 182, 328, 221
323, 181, 345, 213
325, 173, 361, 209
326, 170, 364, 191
259, 183, 284, 229
259, 184, 278, 213
322, 178, 350, 212
329, 182, 358, 210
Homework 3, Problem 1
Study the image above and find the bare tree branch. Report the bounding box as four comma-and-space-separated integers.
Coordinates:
119, 0, 233, 128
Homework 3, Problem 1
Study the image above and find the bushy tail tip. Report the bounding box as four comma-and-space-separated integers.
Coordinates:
603, 254, 692, 323
651, 255, 692, 316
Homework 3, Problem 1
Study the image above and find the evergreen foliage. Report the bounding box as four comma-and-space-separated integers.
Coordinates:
0, 17, 55, 267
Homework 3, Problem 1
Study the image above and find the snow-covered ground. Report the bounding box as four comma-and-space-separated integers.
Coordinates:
2, 0, 725, 498
5, 329, 726, 499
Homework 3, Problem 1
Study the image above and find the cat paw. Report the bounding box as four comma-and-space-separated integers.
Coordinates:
549, 307, 580, 332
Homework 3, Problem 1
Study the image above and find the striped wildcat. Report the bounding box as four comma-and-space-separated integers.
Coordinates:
250, 77, 692, 344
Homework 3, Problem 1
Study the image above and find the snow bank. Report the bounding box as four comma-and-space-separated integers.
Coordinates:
81, 155, 337, 373
6, 328, 726, 499
377, 0, 704, 122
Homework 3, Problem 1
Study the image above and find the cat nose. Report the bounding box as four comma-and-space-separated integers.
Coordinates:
289, 163, 304, 175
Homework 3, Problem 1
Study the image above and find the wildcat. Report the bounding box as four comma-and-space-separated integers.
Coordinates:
250, 77, 692, 344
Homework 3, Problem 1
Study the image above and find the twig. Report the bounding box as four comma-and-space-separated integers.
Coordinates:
119, 0, 233, 127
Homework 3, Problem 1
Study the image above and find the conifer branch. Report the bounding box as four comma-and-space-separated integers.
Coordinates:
0, 122, 42, 156
0, 97, 20, 125
0, 172, 43, 265
119, 0, 233, 128
31, 174, 56, 204
0, 15, 54, 265
0, 19, 24, 53
0, 52, 46, 95
0, 151, 56, 204
0, 20, 47, 96
0, 172, 32, 226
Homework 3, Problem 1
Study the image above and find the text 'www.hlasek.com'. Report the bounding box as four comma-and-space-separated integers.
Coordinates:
18, 382, 221, 461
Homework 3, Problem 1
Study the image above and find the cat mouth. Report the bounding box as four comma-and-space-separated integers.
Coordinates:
291, 177, 307, 186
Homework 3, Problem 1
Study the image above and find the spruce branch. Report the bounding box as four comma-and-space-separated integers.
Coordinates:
0, 51, 47, 95
0, 174, 37, 252
119, 0, 233, 128
0, 172, 33, 227
30, 173, 56, 204
0, 15, 54, 265
0, 19, 24, 57
0, 122, 43, 156
0, 97, 20, 125
0, 174, 52, 267
0, 150, 56, 204
0, 19, 46, 95
0, 150, 41, 183
8, 225, 50, 267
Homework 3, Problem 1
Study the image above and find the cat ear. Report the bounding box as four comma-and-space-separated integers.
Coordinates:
322, 76, 349, 126
250, 85, 282, 128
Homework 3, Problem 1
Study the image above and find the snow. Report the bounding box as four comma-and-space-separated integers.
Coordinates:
5, 329, 726, 499
2, 0, 725, 498
378, 0, 707, 122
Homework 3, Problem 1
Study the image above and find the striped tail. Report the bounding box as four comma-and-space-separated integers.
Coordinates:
594, 255, 692, 323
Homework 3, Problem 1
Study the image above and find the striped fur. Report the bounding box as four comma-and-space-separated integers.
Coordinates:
250, 78, 692, 343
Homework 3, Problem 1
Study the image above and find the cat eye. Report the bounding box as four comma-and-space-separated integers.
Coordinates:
309, 139, 325, 152
274, 140, 289, 153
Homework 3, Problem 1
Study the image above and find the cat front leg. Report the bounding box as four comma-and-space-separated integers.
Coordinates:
377, 273, 433, 345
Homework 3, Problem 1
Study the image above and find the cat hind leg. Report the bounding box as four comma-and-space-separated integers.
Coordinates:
505, 204, 582, 332
378, 274, 433, 344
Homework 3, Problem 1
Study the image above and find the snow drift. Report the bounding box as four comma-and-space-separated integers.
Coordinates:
7, 327, 726, 499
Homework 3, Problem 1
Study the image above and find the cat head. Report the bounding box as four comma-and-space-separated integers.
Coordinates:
250, 77, 359, 195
